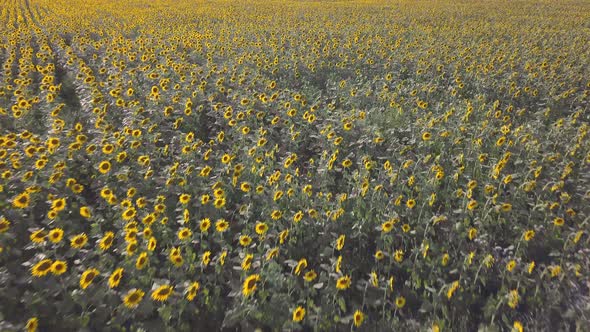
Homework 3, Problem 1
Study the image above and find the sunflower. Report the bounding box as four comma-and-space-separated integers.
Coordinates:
370, 271, 379, 287
147, 236, 157, 251
374, 250, 385, 260
213, 197, 226, 209
524, 230, 535, 241
553, 217, 565, 226
386, 276, 394, 291
26, 317, 38, 332
394, 250, 404, 262
99, 232, 115, 250
239, 235, 252, 247
151, 285, 173, 302
336, 275, 351, 290
294, 258, 307, 275
98, 160, 111, 174
70, 233, 88, 249
395, 296, 406, 308
241, 254, 253, 271
335, 235, 345, 250
109, 268, 124, 288
51, 198, 66, 212
80, 268, 100, 289
270, 210, 282, 220
219, 250, 228, 266
0, 217, 10, 233
500, 203, 512, 212
293, 211, 303, 223
381, 221, 394, 233
215, 219, 229, 232
406, 199, 416, 209
123, 289, 145, 309
335, 255, 343, 273
51, 260, 67, 275
240, 182, 251, 192
574, 230, 584, 244
31, 259, 53, 277
266, 247, 279, 261
255, 222, 268, 235
513, 321, 524, 332
303, 270, 317, 282
179, 193, 191, 204
47, 209, 58, 220
141, 227, 153, 239
353, 310, 364, 327
71, 184, 84, 194
292, 306, 305, 322
136, 252, 148, 270
402, 224, 411, 233
125, 226, 139, 243
186, 281, 200, 301
177, 227, 192, 240
170, 252, 184, 267
447, 281, 460, 299
12, 192, 31, 209
30, 229, 47, 244
242, 274, 260, 297
422, 132, 432, 141
279, 229, 289, 244
468, 228, 477, 240
467, 200, 478, 211
100, 187, 112, 199
122, 207, 137, 221
80, 206, 91, 218
508, 289, 519, 308
201, 194, 211, 205
201, 251, 211, 266
142, 214, 156, 226
117, 152, 127, 162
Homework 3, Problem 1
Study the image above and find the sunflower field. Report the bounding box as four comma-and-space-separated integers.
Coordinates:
1, 0, 589, 330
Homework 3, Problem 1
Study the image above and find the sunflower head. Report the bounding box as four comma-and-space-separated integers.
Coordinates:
292, 306, 305, 322
151, 285, 173, 302
123, 289, 145, 308
242, 274, 260, 297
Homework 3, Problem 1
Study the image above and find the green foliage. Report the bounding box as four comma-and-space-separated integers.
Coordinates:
0, 0, 589, 331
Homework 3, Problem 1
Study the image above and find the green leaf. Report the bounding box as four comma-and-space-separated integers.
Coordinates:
337, 297, 346, 312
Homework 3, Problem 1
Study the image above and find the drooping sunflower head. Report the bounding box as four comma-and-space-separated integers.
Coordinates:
26, 317, 38, 332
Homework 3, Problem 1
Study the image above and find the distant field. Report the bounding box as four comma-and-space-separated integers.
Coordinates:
0, 0, 589, 331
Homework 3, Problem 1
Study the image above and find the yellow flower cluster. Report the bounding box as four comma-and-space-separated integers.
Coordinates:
0, 0, 588, 331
